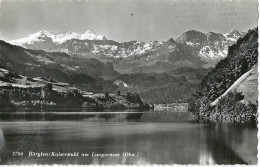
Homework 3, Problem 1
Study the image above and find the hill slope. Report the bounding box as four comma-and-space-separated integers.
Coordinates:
113, 68, 208, 103
211, 65, 258, 106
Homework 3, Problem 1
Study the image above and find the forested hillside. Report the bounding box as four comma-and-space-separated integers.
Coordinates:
188, 28, 258, 122
113, 71, 204, 103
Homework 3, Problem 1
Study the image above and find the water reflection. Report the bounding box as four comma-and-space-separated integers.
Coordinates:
0, 111, 190, 122
0, 129, 5, 153
0, 110, 193, 122
204, 124, 257, 164
0, 112, 257, 165
199, 125, 215, 165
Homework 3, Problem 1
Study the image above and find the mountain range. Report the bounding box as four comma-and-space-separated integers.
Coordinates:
9, 29, 245, 73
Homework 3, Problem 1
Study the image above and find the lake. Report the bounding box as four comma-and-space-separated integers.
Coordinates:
0, 110, 257, 165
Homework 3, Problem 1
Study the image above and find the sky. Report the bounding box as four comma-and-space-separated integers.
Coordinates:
0, 0, 258, 42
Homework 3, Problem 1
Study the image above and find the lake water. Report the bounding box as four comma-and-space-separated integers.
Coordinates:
0, 111, 257, 165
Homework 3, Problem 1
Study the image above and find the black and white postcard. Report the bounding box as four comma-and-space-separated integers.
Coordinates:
0, 0, 258, 165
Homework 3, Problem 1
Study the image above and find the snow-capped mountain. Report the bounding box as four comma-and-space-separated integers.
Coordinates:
9, 29, 107, 46
8, 29, 245, 73
176, 30, 245, 67
224, 29, 245, 41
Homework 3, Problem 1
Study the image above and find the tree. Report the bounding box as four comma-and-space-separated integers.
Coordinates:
44, 83, 53, 91
105, 91, 109, 98
240, 58, 249, 74
234, 92, 244, 101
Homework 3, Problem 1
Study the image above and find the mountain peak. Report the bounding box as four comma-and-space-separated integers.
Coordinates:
36, 30, 53, 35
167, 38, 176, 44
206, 32, 225, 42
225, 29, 245, 40
229, 29, 244, 36
84, 29, 95, 34
81, 29, 106, 40
229, 29, 240, 33
176, 30, 207, 44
